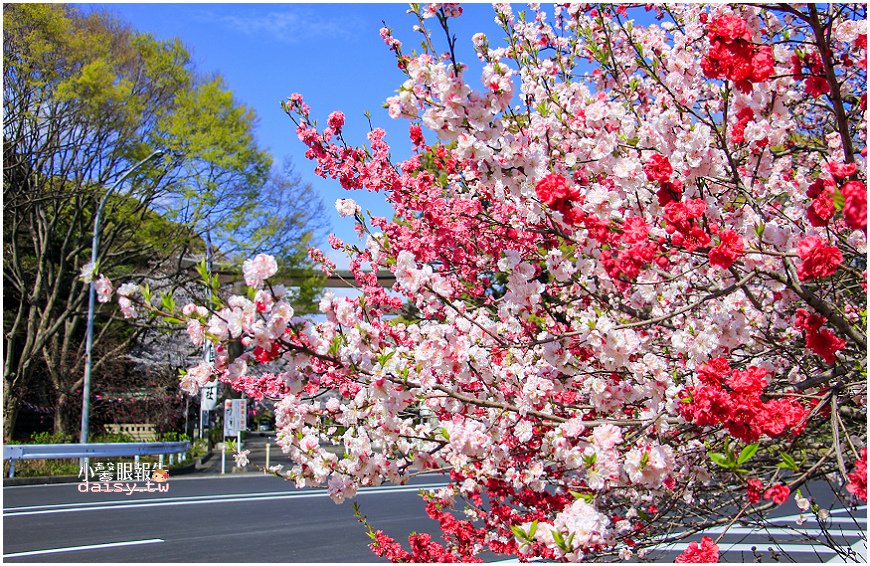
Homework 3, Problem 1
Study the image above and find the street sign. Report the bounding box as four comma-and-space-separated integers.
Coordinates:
223, 399, 247, 436
200, 381, 218, 411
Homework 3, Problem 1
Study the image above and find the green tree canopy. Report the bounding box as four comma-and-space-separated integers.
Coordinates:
3, 4, 325, 439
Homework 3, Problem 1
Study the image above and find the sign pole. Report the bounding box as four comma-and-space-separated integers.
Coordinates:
199, 230, 216, 442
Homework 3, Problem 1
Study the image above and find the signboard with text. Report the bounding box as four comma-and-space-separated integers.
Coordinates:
200, 381, 219, 411
223, 399, 247, 436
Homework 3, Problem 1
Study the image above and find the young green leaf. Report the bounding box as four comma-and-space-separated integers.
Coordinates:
737, 443, 759, 465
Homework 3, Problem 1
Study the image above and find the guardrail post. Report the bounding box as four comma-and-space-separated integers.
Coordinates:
159, 454, 164, 470
8, 459, 14, 478
169, 453, 174, 466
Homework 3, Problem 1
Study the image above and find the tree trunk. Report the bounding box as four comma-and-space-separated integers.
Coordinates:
53, 393, 69, 439
3, 385, 19, 442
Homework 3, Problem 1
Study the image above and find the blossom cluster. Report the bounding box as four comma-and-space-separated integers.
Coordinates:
121, 3, 866, 563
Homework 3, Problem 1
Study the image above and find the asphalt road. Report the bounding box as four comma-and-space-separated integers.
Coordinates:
4, 473, 449, 562
4, 471, 867, 562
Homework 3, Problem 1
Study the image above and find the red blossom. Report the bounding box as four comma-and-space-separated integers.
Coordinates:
726, 366, 768, 395
675, 536, 720, 563
805, 75, 831, 98
657, 180, 683, 206
707, 14, 752, 42
846, 448, 867, 502
796, 236, 843, 281
680, 225, 713, 253
622, 216, 650, 244
708, 229, 744, 269
664, 199, 705, 233
760, 398, 809, 437
750, 46, 775, 81
702, 14, 774, 93
644, 153, 674, 183
826, 161, 858, 179
327, 111, 345, 132
793, 51, 831, 98
805, 327, 845, 364
763, 483, 790, 506
684, 199, 708, 219
731, 107, 754, 144
747, 478, 764, 504
536, 173, 580, 224
409, 124, 425, 148
794, 309, 845, 364
794, 308, 826, 333
697, 358, 732, 386
808, 190, 836, 227
680, 361, 808, 443
841, 180, 867, 231
807, 176, 835, 199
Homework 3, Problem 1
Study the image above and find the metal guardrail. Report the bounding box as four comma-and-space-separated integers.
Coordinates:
3, 441, 190, 478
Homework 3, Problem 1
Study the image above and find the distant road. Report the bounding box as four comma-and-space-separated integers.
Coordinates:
4, 473, 866, 562
4, 474, 446, 562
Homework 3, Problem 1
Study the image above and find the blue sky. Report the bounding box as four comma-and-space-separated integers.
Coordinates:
84, 3, 507, 267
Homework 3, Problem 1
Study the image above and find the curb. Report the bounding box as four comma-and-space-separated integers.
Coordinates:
3, 475, 80, 487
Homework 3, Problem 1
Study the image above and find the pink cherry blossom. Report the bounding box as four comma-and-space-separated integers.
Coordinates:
242, 253, 278, 288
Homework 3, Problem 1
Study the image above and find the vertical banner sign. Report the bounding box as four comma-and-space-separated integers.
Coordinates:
238, 399, 247, 432
223, 399, 246, 436
223, 400, 236, 437
201, 381, 219, 411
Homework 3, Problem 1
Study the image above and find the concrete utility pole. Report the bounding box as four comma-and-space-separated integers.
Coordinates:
80, 150, 165, 450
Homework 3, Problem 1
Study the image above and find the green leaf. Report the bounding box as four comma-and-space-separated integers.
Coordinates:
378, 350, 396, 367
708, 452, 731, 468
779, 452, 798, 471
328, 335, 342, 356
510, 525, 529, 541
738, 443, 759, 465
833, 188, 845, 211
196, 259, 209, 282
570, 491, 595, 503
582, 452, 597, 467
755, 222, 766, 238
160, 292, 176, 312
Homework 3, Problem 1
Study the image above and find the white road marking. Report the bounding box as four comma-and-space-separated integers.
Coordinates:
3, 482, 450, 517
677, 526, 866, 538
658, 542, 839, 554
830, 506, 867, 515
648, 506, 866, 559
771, 514, 867, 525
3, 538, 163, 558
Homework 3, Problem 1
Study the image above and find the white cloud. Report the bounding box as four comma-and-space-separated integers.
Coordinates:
194, 7, 362, 44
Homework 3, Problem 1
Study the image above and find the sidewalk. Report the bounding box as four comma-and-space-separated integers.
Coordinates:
194, 431, 291, 475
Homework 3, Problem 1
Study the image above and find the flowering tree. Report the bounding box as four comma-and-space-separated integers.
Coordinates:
114, 3, 866, 562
